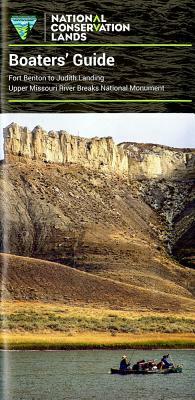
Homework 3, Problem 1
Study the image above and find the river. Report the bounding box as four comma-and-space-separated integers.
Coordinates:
0, 350, 194, 400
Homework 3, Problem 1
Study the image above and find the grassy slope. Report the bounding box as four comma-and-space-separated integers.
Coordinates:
1, 253, 195, 348
2, 301, 195, 333
1, 253, 195, 313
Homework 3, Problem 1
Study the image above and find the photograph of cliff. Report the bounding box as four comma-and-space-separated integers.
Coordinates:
0, 118, 195, 349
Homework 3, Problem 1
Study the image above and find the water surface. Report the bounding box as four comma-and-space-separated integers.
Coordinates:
0, 350, 195, 400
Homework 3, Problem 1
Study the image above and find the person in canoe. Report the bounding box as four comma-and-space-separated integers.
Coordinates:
157, 354, 174, 369
119, 355, 130, 371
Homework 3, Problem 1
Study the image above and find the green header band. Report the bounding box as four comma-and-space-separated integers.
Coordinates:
8, 99, 192, 103
8, 43, 192, 47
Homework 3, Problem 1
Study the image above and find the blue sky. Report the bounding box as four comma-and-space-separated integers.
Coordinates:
0, 113, 194, 159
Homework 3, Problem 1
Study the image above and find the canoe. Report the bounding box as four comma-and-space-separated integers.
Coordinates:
110, 366, 182, 375
162, 366, 183, 374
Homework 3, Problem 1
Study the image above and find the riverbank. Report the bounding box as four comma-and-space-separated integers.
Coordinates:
1, 301, 195, 349
1, 332, 195, 350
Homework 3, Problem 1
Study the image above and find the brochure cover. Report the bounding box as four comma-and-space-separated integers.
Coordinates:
0, 1, 195, 400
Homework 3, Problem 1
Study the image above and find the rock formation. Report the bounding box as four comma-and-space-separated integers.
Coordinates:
3, 123, 129, 176
3, 123, 195, 180
120, 142, 195, 180
1, 122, 195, 270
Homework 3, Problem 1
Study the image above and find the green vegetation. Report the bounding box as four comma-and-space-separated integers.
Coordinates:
1, 311, 195, 334
1, 302, 194, 349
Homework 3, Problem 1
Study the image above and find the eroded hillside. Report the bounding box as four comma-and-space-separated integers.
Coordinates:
0, 123, 194, 312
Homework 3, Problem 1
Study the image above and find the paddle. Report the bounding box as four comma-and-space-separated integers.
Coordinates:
128, 349, 136, 367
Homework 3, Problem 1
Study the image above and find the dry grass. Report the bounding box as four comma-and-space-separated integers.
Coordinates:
2, 300, 195, 319
1, 332, 195, 350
